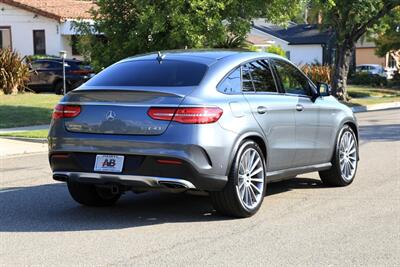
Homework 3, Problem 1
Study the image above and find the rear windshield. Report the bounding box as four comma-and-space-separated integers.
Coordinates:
85, 60, 208, 87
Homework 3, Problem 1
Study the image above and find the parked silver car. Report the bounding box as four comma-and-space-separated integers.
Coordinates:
48, 51, 359, 217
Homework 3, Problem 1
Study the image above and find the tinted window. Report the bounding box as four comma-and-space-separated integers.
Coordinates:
33, 30, 46, 55
85, 60, 208, 87
272, 59, 311, 96
242, 64, 255, 92
32, 61, 53, 69
218, 68, 241, 93
247, 60, 277, 93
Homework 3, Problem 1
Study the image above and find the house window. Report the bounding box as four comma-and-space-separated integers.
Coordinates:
388, 55, 396, 69
0, 27, 12, 49
33, 30, 46, 55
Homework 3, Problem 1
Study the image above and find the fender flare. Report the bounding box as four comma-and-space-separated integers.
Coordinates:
225, 131, 269, 176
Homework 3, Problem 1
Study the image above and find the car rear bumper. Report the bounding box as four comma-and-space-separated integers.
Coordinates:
49, 151, 227, 191
48, 118, 239, 190
53, 171, 197, 190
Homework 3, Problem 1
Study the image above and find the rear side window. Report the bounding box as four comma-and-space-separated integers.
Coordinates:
85, 60, 208, 87
217, 68, 241, 93
241, 60, 277, 93
246, 60, 277, 93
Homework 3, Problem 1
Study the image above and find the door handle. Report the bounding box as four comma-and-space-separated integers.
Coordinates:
257, 106, 268, 114
296, 104, 304, 112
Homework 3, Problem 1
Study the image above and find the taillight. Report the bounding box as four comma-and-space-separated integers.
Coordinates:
67, 70, 93, 75
52, 104, 81, 119
147, 107, 223, 124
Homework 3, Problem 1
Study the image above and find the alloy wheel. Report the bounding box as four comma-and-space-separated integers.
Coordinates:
236, 148, 265, 210
339, 131, 357, 181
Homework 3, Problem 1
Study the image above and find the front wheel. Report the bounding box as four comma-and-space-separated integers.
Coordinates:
319, 125, 358, 186
210, 140, 266, 218
67, 180, 121, 207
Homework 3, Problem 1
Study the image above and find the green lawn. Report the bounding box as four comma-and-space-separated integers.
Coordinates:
347, 85, 400, 106
0, 93, 61, 128
0, 129, 48, 138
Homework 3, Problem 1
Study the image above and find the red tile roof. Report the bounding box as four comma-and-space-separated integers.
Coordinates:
0, 0, 95, 20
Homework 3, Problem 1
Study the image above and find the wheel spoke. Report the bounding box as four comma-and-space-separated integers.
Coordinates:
249, 186, 257, 202
250, 167, 263, 177
249, 157, 261, 173
250, 183, 261, 194
248, 150, 255, 171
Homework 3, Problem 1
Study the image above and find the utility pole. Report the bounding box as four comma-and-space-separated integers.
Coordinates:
59, 50, 67, 95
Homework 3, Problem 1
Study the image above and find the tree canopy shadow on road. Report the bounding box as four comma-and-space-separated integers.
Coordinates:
359, 124, 400, 142
0, 178, 323, 232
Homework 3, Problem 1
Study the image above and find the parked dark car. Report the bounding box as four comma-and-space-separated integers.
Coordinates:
27, 59, 94, 94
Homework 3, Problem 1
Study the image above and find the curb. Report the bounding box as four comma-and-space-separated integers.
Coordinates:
351, 102, 400, 113
0, 136, 47, 144
0, 124, 49, 134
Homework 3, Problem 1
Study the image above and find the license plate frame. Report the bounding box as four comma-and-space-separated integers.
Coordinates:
94, 154, 124, 173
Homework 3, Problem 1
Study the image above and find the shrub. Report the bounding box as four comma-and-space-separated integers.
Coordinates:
301, 64, 332, 84
0, 49, 30, 95
348, 73, 387, 87
266, 45, 286, 57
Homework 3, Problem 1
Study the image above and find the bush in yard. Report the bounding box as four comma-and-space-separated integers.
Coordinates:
0, 49, 30, 95
349, 73, 388, 87
266, 45, 286, 57
301, 64, 332, 84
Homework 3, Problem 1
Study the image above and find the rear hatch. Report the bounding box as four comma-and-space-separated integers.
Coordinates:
62, 57, 209, 135
63, 88, 192, 135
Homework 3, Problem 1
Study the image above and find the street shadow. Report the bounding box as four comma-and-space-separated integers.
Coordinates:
359, 124, 400, 142
266, 178, 324, 196
0, 177, 323, 233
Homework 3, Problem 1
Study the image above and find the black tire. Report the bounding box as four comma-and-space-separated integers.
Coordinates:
210, 140, 267, 218
319, 125, 358, 186
67, 180, 121, 207
54, 81, 64, 95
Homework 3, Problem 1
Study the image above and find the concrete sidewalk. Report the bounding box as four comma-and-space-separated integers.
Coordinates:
0, 124, 49, 134
351, 101, 400, 113
0, 138, 47, 158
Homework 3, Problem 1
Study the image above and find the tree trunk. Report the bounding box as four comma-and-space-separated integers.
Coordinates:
332, 42, 354, 101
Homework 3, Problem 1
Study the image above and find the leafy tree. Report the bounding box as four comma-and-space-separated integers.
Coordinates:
315, 0, 399, 100
373, 7, 400, 72
74, 0, 303, 71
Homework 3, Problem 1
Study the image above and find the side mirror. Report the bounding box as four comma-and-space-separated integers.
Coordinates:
317, 82, 331, 97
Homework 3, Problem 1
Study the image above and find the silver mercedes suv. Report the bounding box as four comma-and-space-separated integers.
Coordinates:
48, 51, 359, 217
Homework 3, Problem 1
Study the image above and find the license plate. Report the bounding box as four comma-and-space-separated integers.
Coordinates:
94, 155, 124, 173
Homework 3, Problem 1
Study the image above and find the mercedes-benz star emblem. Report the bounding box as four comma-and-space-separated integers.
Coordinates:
105, 110, 116, 121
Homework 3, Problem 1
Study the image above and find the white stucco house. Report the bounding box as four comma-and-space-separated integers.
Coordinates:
248, 19, 336, 66
0, 0, 94, 59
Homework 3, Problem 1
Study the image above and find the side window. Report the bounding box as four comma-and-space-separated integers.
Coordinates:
218, 68, 241, 94
242, 64, 254, 92
247, 60, 277, 93
272, 59, 311, 96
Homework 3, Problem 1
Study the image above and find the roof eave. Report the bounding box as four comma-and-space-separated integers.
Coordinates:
0, 0, 62, 21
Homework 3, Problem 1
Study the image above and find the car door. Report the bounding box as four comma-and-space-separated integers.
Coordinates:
270, 58, 319, 168
241, 59, 297, 172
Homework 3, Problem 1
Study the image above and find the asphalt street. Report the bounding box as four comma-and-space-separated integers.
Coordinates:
1, 109, 399, 266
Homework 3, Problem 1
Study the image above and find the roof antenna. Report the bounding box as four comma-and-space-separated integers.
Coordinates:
157, 51, 165, 64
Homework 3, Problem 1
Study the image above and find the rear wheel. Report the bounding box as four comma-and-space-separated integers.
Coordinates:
67, 180, 121, 206
54, 81, 64, 95
319, 125, 358, 186
210, 140, 266, 218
